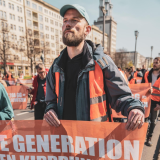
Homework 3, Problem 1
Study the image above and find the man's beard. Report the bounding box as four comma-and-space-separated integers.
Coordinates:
62, 29, 85, 47
153, 66, 160, 71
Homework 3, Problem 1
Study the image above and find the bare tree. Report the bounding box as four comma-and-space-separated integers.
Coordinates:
24, 28, 41, 73
0, 19, 18, 74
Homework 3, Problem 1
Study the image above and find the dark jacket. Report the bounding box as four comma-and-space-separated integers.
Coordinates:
0, 84, 14, 120
31, 74, 47, 108
45, 40, 144, 121
141, 68, 160, 83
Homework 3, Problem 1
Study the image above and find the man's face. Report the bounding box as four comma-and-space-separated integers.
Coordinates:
153, 59, 160, 71
62, 9, 89, 46
37, 68, 46, 79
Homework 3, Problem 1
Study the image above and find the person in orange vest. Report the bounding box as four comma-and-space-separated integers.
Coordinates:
126, 69, 136, 84
142, 57, 160, 146
44, 4, 144, 131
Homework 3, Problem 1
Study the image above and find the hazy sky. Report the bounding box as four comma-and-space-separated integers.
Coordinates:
45, 0, 160, 58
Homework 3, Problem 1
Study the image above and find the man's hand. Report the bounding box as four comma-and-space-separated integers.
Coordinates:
125, 109, 144, 131
154, 104, 160, 111
27, 88, 32, 94
44, 109, 60, 127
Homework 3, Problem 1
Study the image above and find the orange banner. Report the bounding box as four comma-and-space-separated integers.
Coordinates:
136, 77, 142, 84
112, 83, 151, 118
5, 86, 28, 109
17, 78, 33, 85
0, 120, 148, 160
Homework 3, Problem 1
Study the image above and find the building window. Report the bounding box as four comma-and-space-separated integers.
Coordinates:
40, 41, 44, 46
39, 15, 43, 21
55, 21, 58, 26
13, 15, 15, 20
9, 3, 11, 9
46, 34, 49, 39
18, 16, 20, 22
0, 0, 5, 6
39, 24, 43, 30
44, 9, 48, 14
45, 17, 48, 22
20, 7, 22, 12
26, 0, 30, 6
51, 28, 54, 32
51, 35, 54, 40
17, 6, 19, 12
27, 10, 31, 17
45, 26, 49, 31
12, 34, 14, 39
27, 19, 32, 27
46, 42, 50, 47
51, 43, 54, 47
12, 4, 14, 10
50, 19, 53, 24
15, 35, 17, 40
21, 17, 23, 22
39, 6, 42, 12
32, 3, 37, 10
40, 32, 44, 39
10, 13, 12, 19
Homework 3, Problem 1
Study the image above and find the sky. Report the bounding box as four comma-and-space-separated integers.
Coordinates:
45, 0, 160, 58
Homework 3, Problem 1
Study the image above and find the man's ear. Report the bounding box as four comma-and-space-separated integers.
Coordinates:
84, 25, 92, 37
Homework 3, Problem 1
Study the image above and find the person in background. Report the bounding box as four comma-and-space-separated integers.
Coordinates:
136, 68, 143, 77
142, 57, 160, 146
141, 65, 147, 76
0, 83, 14, 120
126, 69, 136, 84
28, 63, 47, 120
5, 70, 13, 79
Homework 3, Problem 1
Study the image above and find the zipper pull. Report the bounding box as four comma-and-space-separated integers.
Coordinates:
60, 97, 62, 106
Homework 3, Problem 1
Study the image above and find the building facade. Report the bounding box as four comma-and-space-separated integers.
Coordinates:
115, 51, 151, 69
0, 0, 109, 76
94, 0, 117, 60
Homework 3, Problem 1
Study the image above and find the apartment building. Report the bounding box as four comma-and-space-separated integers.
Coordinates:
0, 0, 109, 76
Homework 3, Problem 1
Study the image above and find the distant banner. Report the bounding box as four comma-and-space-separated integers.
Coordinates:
0, 120, 148, 160
17, 78, 33, 85
5, 86, 28, 109
2, 78, 17, 86
112, 83, 151, 118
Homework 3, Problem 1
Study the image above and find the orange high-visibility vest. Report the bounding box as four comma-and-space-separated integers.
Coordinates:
55, 61, 113, 122
129, 78, 136, 84
151, 77, 160, 102
133, 71, 138, 78
144, 71, 149, 83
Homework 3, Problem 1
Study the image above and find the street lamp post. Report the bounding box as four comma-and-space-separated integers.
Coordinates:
151, 46, 153, 59
134, 30, 139, 69
100, 2, 107, 48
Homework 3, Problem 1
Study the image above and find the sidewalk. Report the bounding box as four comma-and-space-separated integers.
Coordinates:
142, 118, 160, 160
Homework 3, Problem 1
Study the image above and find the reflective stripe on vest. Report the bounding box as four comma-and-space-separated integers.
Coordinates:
54, 61, 113, 122
151, 77, 160, 101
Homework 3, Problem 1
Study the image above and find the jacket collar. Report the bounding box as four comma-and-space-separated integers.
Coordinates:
57, 41, 95, 72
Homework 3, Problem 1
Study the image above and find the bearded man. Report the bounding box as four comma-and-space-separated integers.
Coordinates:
142, 57, 160, 146
44, 4, 144, 131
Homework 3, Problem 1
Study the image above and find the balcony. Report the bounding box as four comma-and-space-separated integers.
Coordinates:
1, 26, 10, 32
33, 26, 39, 30
34, 34, 39, 39
0, 16, 7, 21
33, 17, 38, 21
